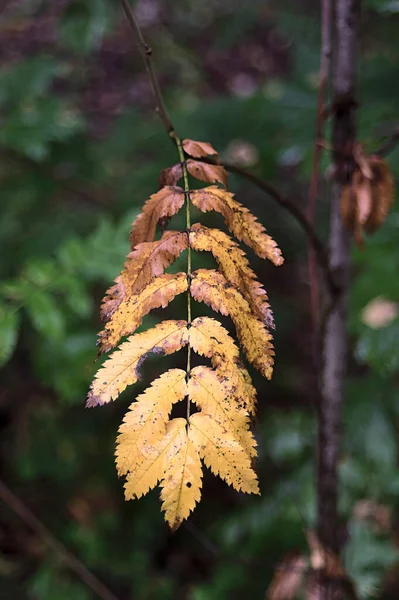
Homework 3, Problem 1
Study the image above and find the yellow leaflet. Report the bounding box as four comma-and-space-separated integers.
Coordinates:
116, 369, 187, 476
190, 270, 275, 379
189, 316, 257, 414
190, 224, 274, 328
189, 413, 259, 495
98, 272, 188, 353
190, 185, 283, 265
86, 320, 188, 407
160, 424, 203, 531
123, 418, 187, 500
188, 366, 257, 457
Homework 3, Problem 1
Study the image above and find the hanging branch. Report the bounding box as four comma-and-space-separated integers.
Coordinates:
120, 0, 335, 297
316, 0, 359, 596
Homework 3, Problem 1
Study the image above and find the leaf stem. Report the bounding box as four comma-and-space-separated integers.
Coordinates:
175, 135, 192, 421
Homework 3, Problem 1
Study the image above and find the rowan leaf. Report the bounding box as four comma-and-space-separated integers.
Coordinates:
87, 320, 188, 407
190, 185, 283, 265
122, 418, 186, 500
116, 369, 187, 476
188, 366, 257, 457
188, 413, 259, 494
98, 273, 188, 353
101, 230, 188, 321
189, 316, 257, 414
129, 186, 185, 248
190, 223, 274, 327
186, 160, 227, 187
190, 269, 275, 379
182, 139, 218, 158
160, 424, 203, 531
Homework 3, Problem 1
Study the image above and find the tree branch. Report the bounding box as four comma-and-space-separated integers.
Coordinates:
317, 0, 359, 596
0, 479, 120, 600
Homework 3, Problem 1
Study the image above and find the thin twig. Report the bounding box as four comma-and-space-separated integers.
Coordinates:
121, 0, 174, 135
307, 0, 332, 366
0, 479, 120, 600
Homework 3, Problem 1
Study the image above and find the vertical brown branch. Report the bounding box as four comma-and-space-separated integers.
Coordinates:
317, 0, 359, 594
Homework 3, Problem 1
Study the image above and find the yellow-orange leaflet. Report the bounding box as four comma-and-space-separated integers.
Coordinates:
190, 185, 283, 265
190, 269, 275, 379
116, 369, 187, 477
87, 320, 188, 407
98, 272, 188, 353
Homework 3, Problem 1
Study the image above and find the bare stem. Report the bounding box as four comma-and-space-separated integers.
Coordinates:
121, 0, 174, 134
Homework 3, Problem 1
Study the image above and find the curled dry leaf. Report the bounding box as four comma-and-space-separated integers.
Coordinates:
191, 185, 284, 264
129, 186, 185, 248
98, 272, 188, 353
341, 155, 395, 245
191, 269, 275, 379
190, 223, 274, 327
186, 159, 228, 187
182, 138, 218, 158
101, 230, 188, 321
87, 319, 188, 407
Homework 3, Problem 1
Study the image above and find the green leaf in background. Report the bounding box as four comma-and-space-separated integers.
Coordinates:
0, 302, 20, 366
25, 290, 65, 341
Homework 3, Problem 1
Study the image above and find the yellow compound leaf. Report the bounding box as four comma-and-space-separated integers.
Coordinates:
160, 424, 203, 531
189, 316, 257, 414
87, 320, 188, 407
190, 269, 274, 379
190, 185, 283, 265
129, 186, 185, 248
188, 366, 257, 457
182, 139, 218, 158
190, 223, 274, 327
101, 231, 188, 321
188, 413, 259, 494
116, 369, 187, 477
98, 272, 188, 353
123, 418, 186, 501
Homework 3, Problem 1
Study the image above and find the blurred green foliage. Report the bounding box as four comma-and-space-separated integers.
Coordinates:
0, 1, 399, 599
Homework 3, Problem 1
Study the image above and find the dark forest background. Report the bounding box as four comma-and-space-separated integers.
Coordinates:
1, 0, 399, 598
